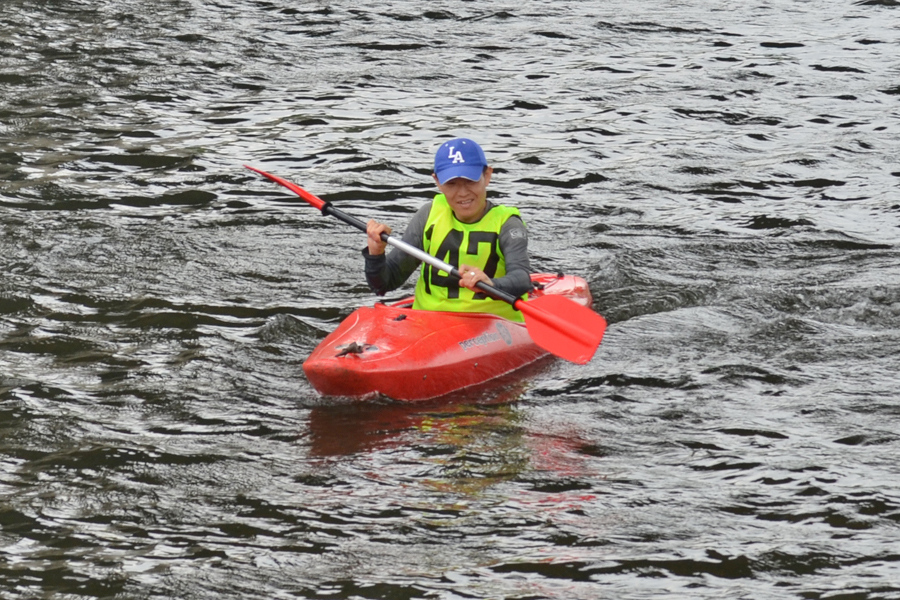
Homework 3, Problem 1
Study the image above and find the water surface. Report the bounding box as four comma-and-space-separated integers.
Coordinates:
1, 1, 899, 598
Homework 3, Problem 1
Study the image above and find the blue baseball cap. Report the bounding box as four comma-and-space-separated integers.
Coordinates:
433, 138, 488, 184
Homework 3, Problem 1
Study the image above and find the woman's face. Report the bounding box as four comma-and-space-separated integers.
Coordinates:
433, 167, 493, 224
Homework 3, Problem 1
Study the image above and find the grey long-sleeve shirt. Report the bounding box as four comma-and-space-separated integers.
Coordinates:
363, 200, 532, 299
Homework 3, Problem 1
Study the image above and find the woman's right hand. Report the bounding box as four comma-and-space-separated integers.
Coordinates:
366, 219, 392, 255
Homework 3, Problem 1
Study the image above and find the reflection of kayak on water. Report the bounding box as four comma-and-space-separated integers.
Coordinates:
305, 395, 601, 498
306, 391, 530, 457
303, 273, 594, 402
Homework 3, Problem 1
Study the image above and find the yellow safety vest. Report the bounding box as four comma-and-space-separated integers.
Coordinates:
413, 194, 526, 322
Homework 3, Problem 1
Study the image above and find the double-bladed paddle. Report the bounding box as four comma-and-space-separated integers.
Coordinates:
245, 165, 607, 364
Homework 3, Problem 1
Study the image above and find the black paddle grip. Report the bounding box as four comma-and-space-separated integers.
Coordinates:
321, 203, 368, 233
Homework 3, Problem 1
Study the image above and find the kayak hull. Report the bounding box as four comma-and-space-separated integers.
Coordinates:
303, 273, 593, 401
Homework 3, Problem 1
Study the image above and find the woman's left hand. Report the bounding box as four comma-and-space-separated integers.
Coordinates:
459, 264, 492, 290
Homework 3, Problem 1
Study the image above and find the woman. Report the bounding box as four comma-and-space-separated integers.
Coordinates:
363, 138, 532, 322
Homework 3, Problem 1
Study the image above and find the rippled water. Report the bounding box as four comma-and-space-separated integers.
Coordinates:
2, 1, 899, 598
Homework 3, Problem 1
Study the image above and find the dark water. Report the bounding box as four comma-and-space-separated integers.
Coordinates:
2, 1, 899, 598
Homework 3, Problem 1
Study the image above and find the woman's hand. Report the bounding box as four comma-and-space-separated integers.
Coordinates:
366, 219, 392, 255
459, 264, 492, 290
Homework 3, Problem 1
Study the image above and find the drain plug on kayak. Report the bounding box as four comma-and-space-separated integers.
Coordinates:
335, 342, 377, 357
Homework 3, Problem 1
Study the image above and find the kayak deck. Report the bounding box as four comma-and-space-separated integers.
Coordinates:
303, 273, 593, 401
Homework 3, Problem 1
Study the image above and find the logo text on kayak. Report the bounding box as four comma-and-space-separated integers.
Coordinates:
458, 323, 513, 351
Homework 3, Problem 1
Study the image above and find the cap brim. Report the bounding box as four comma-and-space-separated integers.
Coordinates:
435, 164, 484, 185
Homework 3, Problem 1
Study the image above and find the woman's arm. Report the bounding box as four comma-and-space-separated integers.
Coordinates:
362, 202, 432, 295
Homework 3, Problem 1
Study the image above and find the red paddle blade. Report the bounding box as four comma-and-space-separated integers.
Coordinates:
516, 295, 607, 364
244, 165, 326, 210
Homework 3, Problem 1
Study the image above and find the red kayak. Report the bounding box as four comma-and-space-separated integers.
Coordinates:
303, 273, 594, 401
